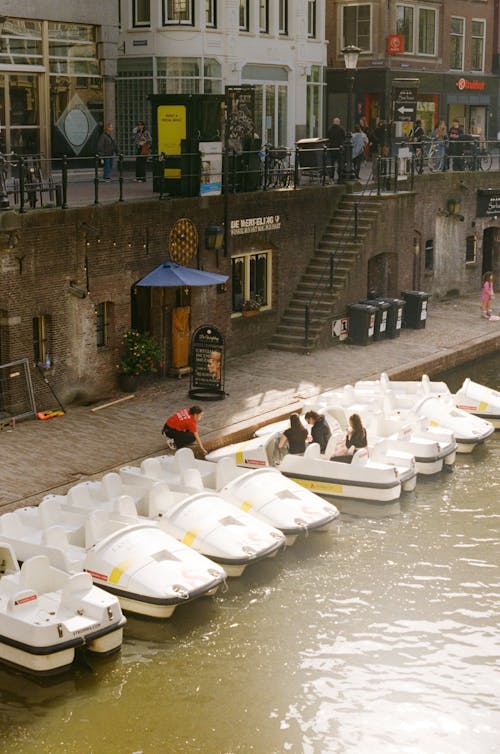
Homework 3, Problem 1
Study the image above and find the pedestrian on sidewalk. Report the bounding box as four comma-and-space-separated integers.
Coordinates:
304, 410, 332, 454
352, 125, 368, 179
162, 405, 208, 455
481, 271, 494, 319
326, 117, 345, 182
132, 121, 152, 182
97, 123, 118, 181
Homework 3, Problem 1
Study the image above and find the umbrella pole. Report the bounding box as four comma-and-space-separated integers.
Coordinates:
162, 288, 167, 377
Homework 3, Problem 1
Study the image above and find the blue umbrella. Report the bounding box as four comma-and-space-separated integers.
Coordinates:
137, 261, 228, 287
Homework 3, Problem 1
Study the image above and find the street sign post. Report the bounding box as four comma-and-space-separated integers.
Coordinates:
392, 85, 418, 122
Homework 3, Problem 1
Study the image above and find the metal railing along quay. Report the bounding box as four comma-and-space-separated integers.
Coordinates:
0, 140, 499, 213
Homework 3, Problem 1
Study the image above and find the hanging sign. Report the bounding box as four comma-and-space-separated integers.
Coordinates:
189, 325, 225, 401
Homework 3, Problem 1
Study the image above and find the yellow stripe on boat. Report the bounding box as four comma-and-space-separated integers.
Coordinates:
291, 477, 343, 496
236, 450, 245, 464
240, 500, 252, 512
478, 401, 488, 412
182, 530, 197, 547
109, 559, 137, 584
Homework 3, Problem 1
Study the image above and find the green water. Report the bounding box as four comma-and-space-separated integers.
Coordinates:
1, 355, 499, 754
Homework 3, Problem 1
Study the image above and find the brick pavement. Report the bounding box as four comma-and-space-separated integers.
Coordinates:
1, 292, 499, 512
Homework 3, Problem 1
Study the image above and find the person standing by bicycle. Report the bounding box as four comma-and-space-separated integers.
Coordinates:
431, 121, 448, 171
447, 119, 464, 171
409, 120, 425, 172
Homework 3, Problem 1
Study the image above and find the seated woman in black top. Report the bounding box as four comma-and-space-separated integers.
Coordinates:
304, 410, 332, 454
278, 413, 308, 455
331, 413, 368, 463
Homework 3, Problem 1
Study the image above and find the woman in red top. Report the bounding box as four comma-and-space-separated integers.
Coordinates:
162, 406, 207, 454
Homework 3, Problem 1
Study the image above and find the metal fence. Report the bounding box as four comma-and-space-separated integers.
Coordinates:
1, 139, 498, 212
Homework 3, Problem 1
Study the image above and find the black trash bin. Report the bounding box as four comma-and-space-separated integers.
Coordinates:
377, 297, 406, 339
360, 299, 391, 340
401, 290, 430, 329
347, 303, 378, 345
296, 138, 328, 183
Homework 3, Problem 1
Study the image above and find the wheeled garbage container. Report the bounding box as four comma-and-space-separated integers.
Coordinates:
377, 297, 406, 339
347, 303, 378, 345
360, 299, 391, 340
401, 290, 430, 329
296, 138, 328, 183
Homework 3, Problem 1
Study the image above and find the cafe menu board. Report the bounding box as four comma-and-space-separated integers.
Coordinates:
189, 325, 225, 401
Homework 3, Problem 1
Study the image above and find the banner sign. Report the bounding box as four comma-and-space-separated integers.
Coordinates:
477, 189, 500, 217
225, 85, 256, 152
189, 325, 225, 401
199, 141, 222, 196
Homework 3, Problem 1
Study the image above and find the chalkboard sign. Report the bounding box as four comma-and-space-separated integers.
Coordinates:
189, 325, 225, 401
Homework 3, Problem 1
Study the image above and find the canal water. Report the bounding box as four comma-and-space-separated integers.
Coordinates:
1, 355, 499, 754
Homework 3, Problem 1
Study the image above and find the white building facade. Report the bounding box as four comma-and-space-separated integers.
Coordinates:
116, 0, 327, 153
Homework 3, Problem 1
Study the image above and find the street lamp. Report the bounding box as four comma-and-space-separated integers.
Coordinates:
341, 44, 361, 182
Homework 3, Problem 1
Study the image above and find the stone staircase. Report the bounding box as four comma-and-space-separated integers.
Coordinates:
269, 194, 382, 353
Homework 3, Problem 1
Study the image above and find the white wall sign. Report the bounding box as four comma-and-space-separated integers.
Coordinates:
230, 215, 281, 235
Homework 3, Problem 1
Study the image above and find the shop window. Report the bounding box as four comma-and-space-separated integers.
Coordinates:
342, 4, 371, 50
471, 19, 485, 72
424, 240, 433, 272
259, 0, 269, 33
206, 0, 216, 27
450, 17, 464, 70
33, 314, 50, 366
239, 0, 249, 31
163, 0, 194, 26
308, 0, 317, 39
465, 236, 477, 265
279, 0, 288, 35
133, 0, 151, 26
396, 5, 437, 56
231, 251, 271, 314
96, 302, 113, 348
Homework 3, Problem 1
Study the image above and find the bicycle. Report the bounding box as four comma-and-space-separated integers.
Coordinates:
427, 139, 446, 173
263, 146, 293, 189
462, 138, 492, 171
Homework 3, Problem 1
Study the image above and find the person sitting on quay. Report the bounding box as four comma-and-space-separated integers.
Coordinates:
278, 413, 309, 455
304, 410, 332, 454
162, 405, 207, 455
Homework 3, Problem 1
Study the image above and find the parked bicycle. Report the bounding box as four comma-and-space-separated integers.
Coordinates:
263, 145, 293, 189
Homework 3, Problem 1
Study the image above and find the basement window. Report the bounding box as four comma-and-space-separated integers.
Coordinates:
33, 314, 50, 366
96, 301, 113, 348
424, 239, 433, 272
465, 235, 477, 265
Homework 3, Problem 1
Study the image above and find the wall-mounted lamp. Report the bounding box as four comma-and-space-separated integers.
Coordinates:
205, 224, 225, 265
445, 197, 464, 221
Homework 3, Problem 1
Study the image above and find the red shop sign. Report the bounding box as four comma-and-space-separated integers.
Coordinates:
387, 35, 404, 54
456, 78, 485, 91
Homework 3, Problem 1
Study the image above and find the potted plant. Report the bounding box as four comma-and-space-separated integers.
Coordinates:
241, 295, 263, 317
117, 329, 162, 391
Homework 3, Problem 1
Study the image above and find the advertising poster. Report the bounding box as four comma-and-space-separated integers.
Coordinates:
199, 141, 222, 196
189, 325, 225, 401
157, 105, 186, 178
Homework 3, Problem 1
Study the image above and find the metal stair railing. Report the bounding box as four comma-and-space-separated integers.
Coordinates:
303, 169, 377, 350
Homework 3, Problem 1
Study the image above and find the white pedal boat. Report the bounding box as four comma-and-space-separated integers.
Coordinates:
0, 542, 125, 675
116, 450, 339, 546
205, 432, 406, 507
56, 476, 286, 578
355, 372, 500, 429
0, 502, 226, 619
299, 392, 457, 474
254, 416, 417, 492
